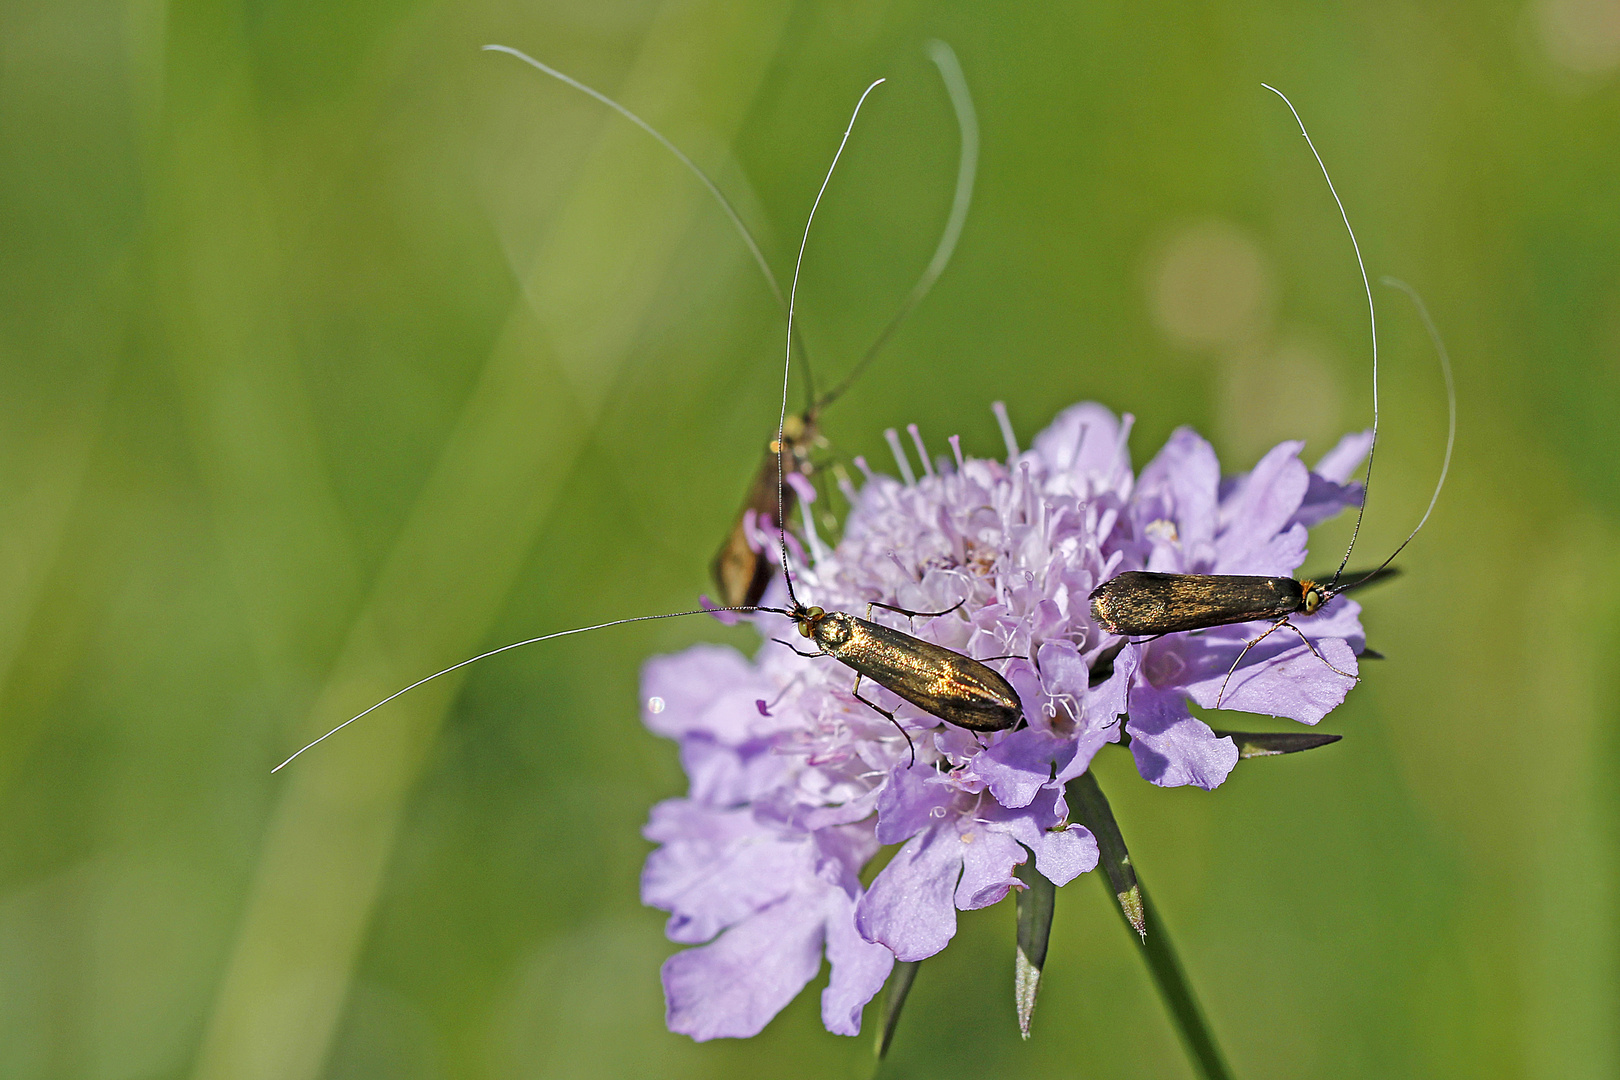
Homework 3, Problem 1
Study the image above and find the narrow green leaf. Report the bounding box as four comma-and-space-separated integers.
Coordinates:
874, 959, 921, 1060
1212, 730, 1343, 759
1013, 859, 1056, 1039
1067, 770, 1145, 939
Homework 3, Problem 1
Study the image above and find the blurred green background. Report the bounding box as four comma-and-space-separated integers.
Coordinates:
2, 0, 1618, 1076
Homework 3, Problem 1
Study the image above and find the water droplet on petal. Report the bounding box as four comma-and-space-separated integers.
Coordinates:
647, 696, 665, 714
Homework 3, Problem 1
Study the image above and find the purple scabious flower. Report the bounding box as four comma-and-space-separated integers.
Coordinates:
640, 403, 1370, 1040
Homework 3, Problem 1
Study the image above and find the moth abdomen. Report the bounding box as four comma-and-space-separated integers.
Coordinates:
1089, 572, 1308, 636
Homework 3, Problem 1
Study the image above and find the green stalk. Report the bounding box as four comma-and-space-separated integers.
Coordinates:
1068, 772, 1234, 1080
874, 959, 921, 1059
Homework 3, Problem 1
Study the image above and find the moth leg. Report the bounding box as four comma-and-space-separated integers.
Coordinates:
866, 597, 967, 621
851, 673, 917, 768
1215, 618, 1290, 709
772, 637, 823, 659
1280, 621, 1358, 681
1215, 618, 1357, 708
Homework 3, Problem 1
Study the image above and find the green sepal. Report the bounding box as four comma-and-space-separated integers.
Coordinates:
1013, 858, 1056, 1039
1067, 770, 1145, 939
1212, 729, 1342, 759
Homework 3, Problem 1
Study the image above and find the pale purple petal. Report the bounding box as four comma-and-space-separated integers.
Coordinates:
961, 728, 1070, 809
1292, 474, 1364, 530
821, 887, 893, 1037
1183, 635, 1358, 723
873, 763, 955, 844
1037, 638, 1091, 699
982, 788, 1099, 886
1081, 642, 1138, 738
663, 892, 825, 1041
1135, 428, 1221, 561
1232, 522, 1309, 578
1030, 402, 1127, 494
1215, 441, 1308, 570
1127, 686, 1239, 790
641, 802, 807, 943
643, 644, 776, 745
811, 821, 881, 897
954, 826, 1028, 909
799, 787, 882, 831
1029, 824, 1099, 885
1314, 430, 1373, 482
678, 737, 787, 807
856, 823, 962, 961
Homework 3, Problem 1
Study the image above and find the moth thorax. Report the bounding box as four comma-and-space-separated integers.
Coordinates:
812, 612, 851, 648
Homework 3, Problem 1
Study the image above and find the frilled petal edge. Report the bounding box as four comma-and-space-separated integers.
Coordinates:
855, 822, 962, 962
663, 891, 826, 1041
820, 887, 894, 1036
1127, 686, 1239, 790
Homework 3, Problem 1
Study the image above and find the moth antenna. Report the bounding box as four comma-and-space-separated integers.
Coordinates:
1333, 277, 1455, 592
1262, 83, 1378, 592
776, 78, 886, 608
271, 605, 769, 773
818, 40, 979, 411
483, 44, 815, 400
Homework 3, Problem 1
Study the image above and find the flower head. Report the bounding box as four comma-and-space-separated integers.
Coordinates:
641, 402, 1369, 1040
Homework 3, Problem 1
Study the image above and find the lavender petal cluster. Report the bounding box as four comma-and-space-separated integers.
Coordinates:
640, 402, 1370, 1041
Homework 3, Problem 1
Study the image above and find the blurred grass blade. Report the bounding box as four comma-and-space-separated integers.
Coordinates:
1013, 859, 1056, 1039
1067, 770, 1145, 939
875, 959, 921, 1059
1212, 730, 1343, 759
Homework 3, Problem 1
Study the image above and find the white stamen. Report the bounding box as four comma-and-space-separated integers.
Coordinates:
885, 428, 917, 485
907, 423, 935, 478
992, 401, 1019, 459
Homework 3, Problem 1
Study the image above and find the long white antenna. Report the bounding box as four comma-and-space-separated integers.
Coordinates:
484, 44, 816, 398
1261, 83, 1378, 589
484, 45, 785, 309
1338, 276, 1455, 586
775, 79, 886, 603
271, 606, 760, 773
819, 43, 978, 408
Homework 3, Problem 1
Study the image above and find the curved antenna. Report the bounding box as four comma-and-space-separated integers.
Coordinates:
818, 40, 980, 411
271, 604, 773, 773
1333, 277, 1455, 592
775, 79, 887, 607
484, 44, 815, 403
1261, 83, 1378, 591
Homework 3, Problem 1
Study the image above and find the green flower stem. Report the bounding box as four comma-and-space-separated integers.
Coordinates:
874, 959, 921, 1059
1068, 772, 1234, 1080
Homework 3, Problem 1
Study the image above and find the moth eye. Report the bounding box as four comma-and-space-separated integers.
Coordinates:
1304, 586, 1324, 614
797, 621, 813, 638
807, 606, 825, 620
